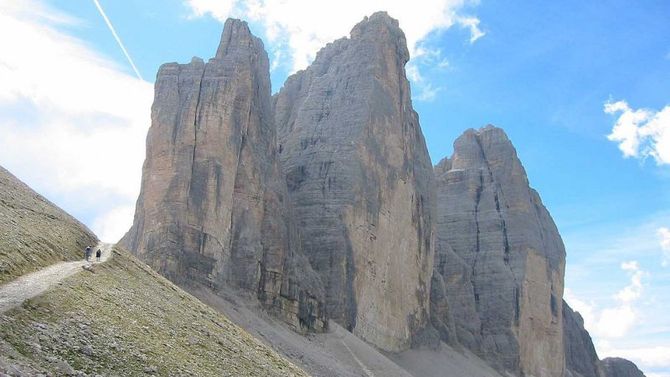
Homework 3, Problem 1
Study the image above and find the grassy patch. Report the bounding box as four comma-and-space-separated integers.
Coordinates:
0, 166, 97, 284
0, 246, 309, 376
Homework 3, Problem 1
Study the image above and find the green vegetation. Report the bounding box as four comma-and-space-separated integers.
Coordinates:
0, 246, 309, 376
0, 166, 97, 284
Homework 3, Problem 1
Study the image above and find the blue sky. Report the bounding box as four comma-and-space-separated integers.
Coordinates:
0, 1, 668, 375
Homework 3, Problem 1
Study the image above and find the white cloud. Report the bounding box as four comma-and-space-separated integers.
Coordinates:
605, 100, 670, 165
406, 61, 442, 101
598, 341, 670, 370
0, 1, 152, 242
92, 205, 135, 243
565, 261, 647, 339
186, 0, 237, 21
182, 0, 483, 99
658, 227, 670, 266
456, 15, 485, 43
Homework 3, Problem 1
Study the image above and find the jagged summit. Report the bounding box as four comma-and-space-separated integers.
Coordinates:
350, 11, 410, 62
432, 125, 566, 376
302, 11, 410, 78
114, 12, 648, 377
120, 17, 326, 333
215, 18, 264, 59
273, 10, 434, 352
450, 125, 523, 172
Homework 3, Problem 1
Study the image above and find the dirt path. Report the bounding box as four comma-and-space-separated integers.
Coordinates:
0, 243, 113, 313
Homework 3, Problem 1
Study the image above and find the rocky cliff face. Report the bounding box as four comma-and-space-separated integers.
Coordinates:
117, 11, 650, 377
602, 358, 646, 377
120, 19, 326, 332
563, 301, 604, 377
273, 12, 435, 351
431, 126, 566, 377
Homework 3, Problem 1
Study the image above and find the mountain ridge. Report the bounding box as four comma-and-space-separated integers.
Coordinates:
0, 11, 647, 377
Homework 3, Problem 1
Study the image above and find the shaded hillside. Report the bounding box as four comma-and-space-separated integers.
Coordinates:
0, 246, 309, 377
0, 166, 97, 284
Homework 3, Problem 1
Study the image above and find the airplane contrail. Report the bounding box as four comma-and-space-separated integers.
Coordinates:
91, 0, 143, 81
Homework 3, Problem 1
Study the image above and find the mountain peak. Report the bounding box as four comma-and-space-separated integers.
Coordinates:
350, 11, 409, 62
215, 18, 263, 59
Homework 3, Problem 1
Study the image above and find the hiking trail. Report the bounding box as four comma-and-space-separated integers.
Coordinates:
0, 242, 113, 313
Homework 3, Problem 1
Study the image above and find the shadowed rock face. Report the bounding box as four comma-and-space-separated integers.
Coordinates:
120, 19, 326, 332
602, 358, 646, 377
432, 126, 566, 377
273, 12, 435, 351
563, 301, 605, 377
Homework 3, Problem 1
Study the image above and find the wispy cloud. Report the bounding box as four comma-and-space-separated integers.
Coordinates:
605, 99, 670, 165
598, 342, 670, 370
406, 63, 441, 101
565, 261, 647, 339
183, 0, 484, 72
456, 15, 485, 43
92, 0, 143, 80
0, 0, 152, 241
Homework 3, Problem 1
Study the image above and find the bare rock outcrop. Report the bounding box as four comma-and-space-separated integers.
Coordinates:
431, 125, 566, 376
120, 19, 326, 332
602, 358, 646, 377
563, 300, 605, 377
273, 12, 435, 351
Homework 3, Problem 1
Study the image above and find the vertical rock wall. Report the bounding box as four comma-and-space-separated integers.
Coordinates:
273, 12, 435, 351
121, 19, 326, 332
432, 126, 566, 377
563, 300, 605, 377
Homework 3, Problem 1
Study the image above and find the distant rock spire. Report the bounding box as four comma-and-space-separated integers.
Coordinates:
432, 125, 566, 376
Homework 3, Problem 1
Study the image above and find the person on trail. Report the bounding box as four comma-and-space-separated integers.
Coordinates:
85, 246, 91, 262
96, 248, 101, 262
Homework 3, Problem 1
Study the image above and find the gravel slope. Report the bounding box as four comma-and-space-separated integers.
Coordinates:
0, 243, 112, 314
0, 166, 97, 284
0, 246, 310, 377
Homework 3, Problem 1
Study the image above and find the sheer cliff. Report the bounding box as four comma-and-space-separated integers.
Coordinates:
120, 19, 326, 332
273, 12, 435, 352
563, 300, 605, 377
432, 126, 566, 377
116, 11, 650, 377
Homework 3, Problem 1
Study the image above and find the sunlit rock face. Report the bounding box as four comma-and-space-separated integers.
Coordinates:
432, 125, 566, 377
120, 19, 327, 332
273, 12, 436, 351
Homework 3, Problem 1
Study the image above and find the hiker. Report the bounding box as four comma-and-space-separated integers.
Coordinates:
96, 248, 102, 262
85, 246, 91, 262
